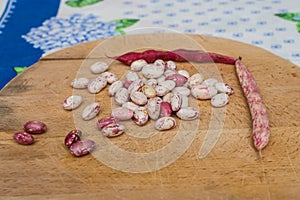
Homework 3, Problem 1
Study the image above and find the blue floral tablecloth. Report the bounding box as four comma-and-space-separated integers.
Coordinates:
0, 0, 299, 89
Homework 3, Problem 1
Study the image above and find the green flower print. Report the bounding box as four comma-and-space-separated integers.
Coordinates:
13, 66, 28, 75
275, 12, 300, 33
66, 0, 103, 8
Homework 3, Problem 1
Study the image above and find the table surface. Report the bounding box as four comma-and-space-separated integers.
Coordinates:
0, 34, 299, 199
0, 0, 300, 89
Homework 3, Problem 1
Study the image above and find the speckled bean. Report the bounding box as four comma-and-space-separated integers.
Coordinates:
13, 132, 34, 145
88, 75, 107, 94
211, 93, 230, 108
115, 88, 129, 105
155, 116, 176, 131
126, 71, 140, 82
111, 107, 134, 121
142, 85, 156, 98
155, 85, 170, 96
70, 140, 96, 157
141, 64, 164, 79
90, 62, 109, 74
203, 78, 218, 87
177, 69, 190, 78
108, 80, 123, 96
191, 85, 218, 100
130, 91, 148, 105
215, 82, 234, 95
63, 95, 82, 110
97, 116, 118, 130
162, 92, 174, 103
101, 123, 125, 137
70, 77, 89, 89
128, 79, 144, 94
158, 80, 176, 91
82, 102, 101, 120
165, 74, 188, 86
188, 73, 204, 88
159, 102, 172, 117
165, 60, 176, 70
122, 101, 139, 111
146, 78, 158, 88
146, 97, 162, 120
102, 71, 118, 84
170, 94, 182, 112
130, 59, 147, 71
64, 130, 82, 148
181, 95, 189, 108
176, 107, 200, 121
23, 121, 47, 134
172, 86, 191, 96
132, 107, 149, 125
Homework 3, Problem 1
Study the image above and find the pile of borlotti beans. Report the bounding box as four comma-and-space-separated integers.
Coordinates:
60, 59, 235, 157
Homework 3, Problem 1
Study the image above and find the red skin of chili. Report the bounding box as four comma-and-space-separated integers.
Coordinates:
235, 58, 270, 154
110, 49, 235, 66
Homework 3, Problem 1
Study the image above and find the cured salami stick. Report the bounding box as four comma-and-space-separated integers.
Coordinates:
235, 58, 270, 157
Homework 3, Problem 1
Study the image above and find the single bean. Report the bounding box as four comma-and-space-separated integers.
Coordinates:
211, 93, 230, 108
130, 91, 148, 105
23, 121, 47, 134
170, 94, 182, 112
82, 102, 101, 120
13, 132, 34, 145
176, 107, 200, 121
63, 95, 82, 110
101, 123, 125, 137
141, 63, 164, 79
97, 116, 118, 130
130, 59, 147, 71
155, 85, 170, 96
177, 69, 190, 78
158, 80, 176, 91
132, 107, 149, 126
188, 73, 204, 88
165, 74, 188, 87
165, 60, 176, 70
142, 85, 157, 98
146, 97, 162, 120
70, 77, 89, 89
88, 75, 107, 94
90, 62, 109, 74
111, 107, 134, 121
172, 86, 191, 96
126, 71, 140, 82
122, 101, 139, 112
159, 102, 173, 117
108, 80, 123, 96
70, 140, 96, 157
215, 82, 234, 95
64, 130, 82, 148
202, 78, 218, 87
191, 84, 217, 100
114, 88, 130, 105
155, 116, 176, 131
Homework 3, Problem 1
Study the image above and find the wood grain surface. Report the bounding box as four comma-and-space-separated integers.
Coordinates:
0, 34, 299, 199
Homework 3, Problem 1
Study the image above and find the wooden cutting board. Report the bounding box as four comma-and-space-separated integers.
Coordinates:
0, 34, 299, 199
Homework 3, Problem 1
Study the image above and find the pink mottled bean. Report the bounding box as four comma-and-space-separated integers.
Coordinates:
111, 107, 134, 121
82, 102, 101, 120
101, 123, 125, 137
170, 94, 182, 112
132, 107, 149, 125
176, 107, 200, 121
23, 121, 47, 134
155, 116, 176, 131
64, 130, 82, 148
165, 74, 188, 87
97, 116, 118, 130
159, 102, 172, 117
13, 132, 34, 145
70, 140, 96, 157
115, 88, 130, 105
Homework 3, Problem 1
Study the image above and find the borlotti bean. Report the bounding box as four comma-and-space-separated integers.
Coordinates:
146, 79, 158, 88
71, 77, 89, 89
128, 79, 144, 94
170, 94, 182, 112
97, 116, 118, 130
90, 62, 109, 74
114, 88, 129, 105
133, 107, 149, 125
203, 78, 218, 87
165, 73, 188, 87
63, 95, 82, 110
211, 93, 230, 108
82, 102, 101, 120
23, 121, 47, 134
111, 107, 134, 121
102, 71, 118, 84
158, 80, 176, 91
159, 102, 172, 117
162, 92, 174, 103
141, 63, 165, 79
130, 59, 147, 71
88, 75, 107, 94
166, 60, 176, 70
155, 85, 170, 96
122, 101, 139, 111
215, 82, 234, 95
180, 95, 189, 108
126, 71, 140, 82
177, 69, 190, 78
101, 123, 125, 137
164, 69, 177, 77
64, 130, 82, 148
130, 91, 148, 105
188, 73, 204, 88
108, 80, 123, 96
70, 140, 96, 157
191, 84, 218, 100
142, 85, 156, 98
13, 132, 34, 145
146, 97, 162, 120
172, 86, 191, 96
155, 116, 176, 131
176, 107, 200, 121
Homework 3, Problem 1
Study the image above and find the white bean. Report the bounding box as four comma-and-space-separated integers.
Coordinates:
70, 77, 89, 89
130, 91, 148, 105
132, 107, 149, 126
172, 86, 191, 96
122, 101, 139, 111
171, 94, 182, 112
108, 80, 123, 96
115, 88, 129, 105
130, 59, 147, 72
126, 71, 140, 82
111, 107, 133, 121
188, 73, 204, 88
158, 80, 176, 91
90, 62, 109, 74
141, 64, 164, 79
215, 82, 234, 95
176, 107, 199, 121
202, 78, 218, 87
155, 85, 170, 96
165, 60, 176, 70
211, 93, 229, 108
146, 97, 162, 120
191, 84, 217, 100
